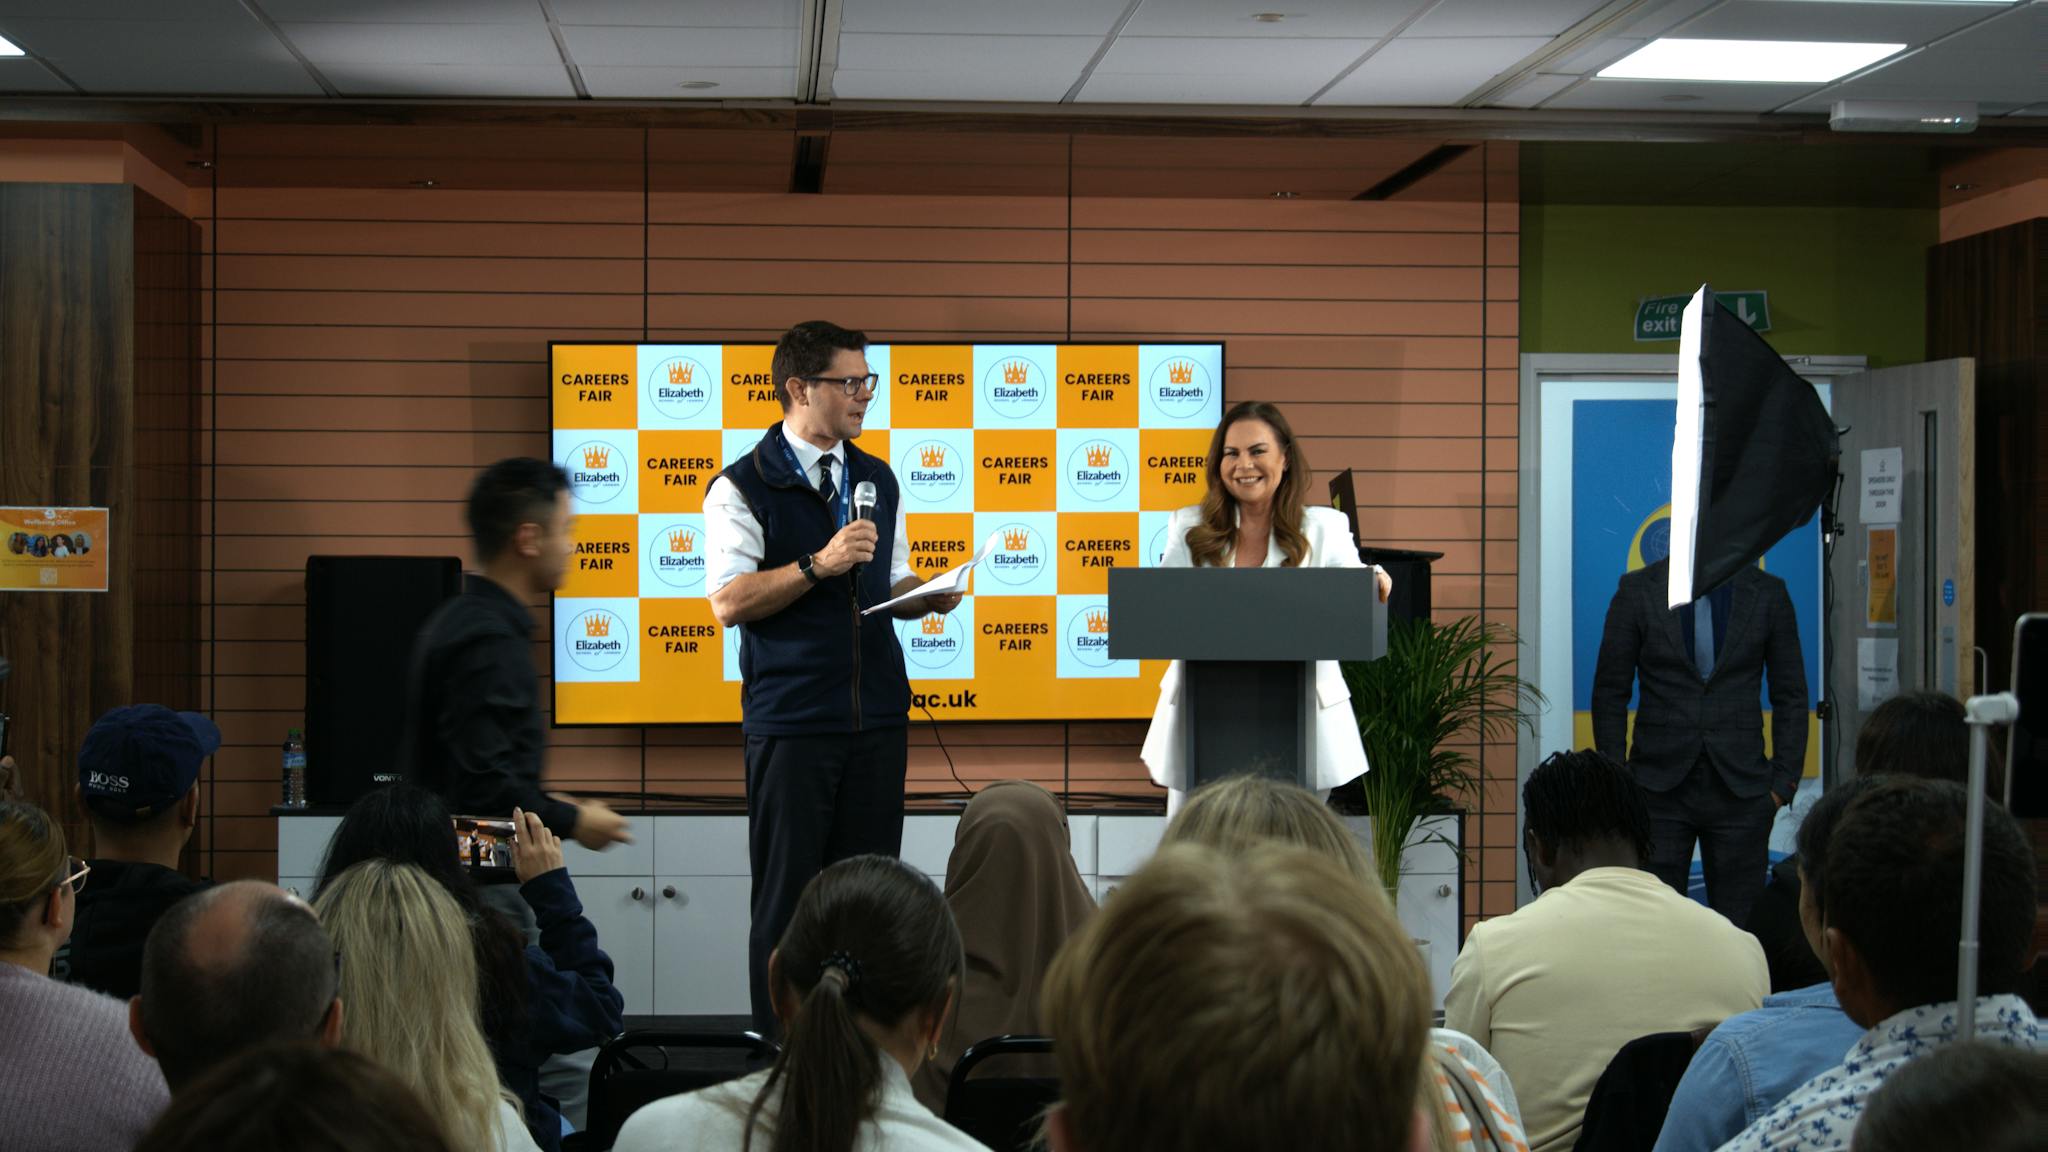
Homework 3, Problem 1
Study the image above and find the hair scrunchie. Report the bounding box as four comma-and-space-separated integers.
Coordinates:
819, 950, 863, 995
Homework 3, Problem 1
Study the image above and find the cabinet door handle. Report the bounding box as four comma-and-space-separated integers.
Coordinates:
631, 887, 646, 901
662, 885, 678, 899
1436, 884, 1453, 899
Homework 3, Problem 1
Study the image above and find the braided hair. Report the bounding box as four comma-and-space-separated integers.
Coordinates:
1522, 749, 1654, 863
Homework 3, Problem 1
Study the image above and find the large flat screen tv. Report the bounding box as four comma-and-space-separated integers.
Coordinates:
550, 341, 1223, 725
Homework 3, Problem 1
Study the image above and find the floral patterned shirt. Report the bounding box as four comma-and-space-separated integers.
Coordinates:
1711, 995, 2040, 1152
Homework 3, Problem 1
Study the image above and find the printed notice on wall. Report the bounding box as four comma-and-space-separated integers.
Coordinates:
1860, 447, 1903, 525
1866, 526, 1897, 628
1, 506, 109, 592
1857, 636, 1899, 711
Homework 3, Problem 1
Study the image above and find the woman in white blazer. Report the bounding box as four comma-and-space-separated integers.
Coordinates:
1140, 400, 1391, 814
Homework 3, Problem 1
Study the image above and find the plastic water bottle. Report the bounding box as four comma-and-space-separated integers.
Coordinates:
282, 728, 307, 808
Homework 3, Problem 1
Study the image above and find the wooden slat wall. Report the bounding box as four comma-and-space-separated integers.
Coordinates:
196, 140, 1522, 921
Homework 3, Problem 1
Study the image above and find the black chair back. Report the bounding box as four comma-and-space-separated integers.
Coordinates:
582, 1029, 781, 1151
943, 1034, 1060, 1152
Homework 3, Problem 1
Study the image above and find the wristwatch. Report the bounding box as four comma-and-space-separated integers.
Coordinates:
797, 553, 821, 585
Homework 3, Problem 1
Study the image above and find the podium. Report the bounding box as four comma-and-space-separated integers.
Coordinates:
1108, 568, 1387, 790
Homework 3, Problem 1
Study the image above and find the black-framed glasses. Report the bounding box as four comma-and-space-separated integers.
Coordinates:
800, 374, 879, 396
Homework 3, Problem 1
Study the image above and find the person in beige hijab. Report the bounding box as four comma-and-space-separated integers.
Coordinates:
912, 780, 1095, 1113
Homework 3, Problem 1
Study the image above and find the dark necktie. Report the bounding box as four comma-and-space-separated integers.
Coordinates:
816, 453, 837, 508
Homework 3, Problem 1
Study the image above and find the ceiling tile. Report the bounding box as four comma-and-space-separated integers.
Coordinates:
1316, 36, 1554, 105
1671, 0, 1995, 44
557, 23, 792, 68
281, 21, 563, 66
2, 16, 279, 60
834, 33, 1102, 101
258, 0, 546, 21
1487, 71, 1581, 108
0, 56, 73, 92
840, 0, 1126, 36
1778, 3, 2047, 110
1120, 0, 1410, 39
1081, 35, 1376, 103
551, 0, 799, 28
1406, 0, 1614, 38
69, 56, 327, 96
1546, 76, 1821, 112
580, 64, 794, 98
324, 62, 576, 97
0, 0, 248, 17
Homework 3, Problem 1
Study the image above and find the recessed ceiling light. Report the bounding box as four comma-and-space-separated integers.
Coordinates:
1598, 39, 1905, 84
0, 34, 23, 57
1250, 12, 1290, 23
676, 80, 719, 90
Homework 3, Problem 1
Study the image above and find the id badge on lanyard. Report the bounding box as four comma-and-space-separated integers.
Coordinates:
777, 431, 850, 529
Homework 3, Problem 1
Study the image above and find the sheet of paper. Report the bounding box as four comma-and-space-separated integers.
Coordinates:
1857, 636, 1899, 711
1866, 526, 1897, 628
860, 530, 1001, 616
1860, 446, 1903, 525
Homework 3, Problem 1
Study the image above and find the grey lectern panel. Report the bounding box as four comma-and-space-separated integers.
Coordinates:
1105, 568, 1384, 662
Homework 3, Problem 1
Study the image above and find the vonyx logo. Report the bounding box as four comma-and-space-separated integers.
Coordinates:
1066, 439, 1130, 502
988, 522, 1047, 586
648, 355, 713, 420
1065, 604, 1114, 667
902, 439, 962, 502
904, 611, 963, 670
1149, 356, 1213, 418
650, 523, 706, 589
566, 609, 629, 673
567, 440, 626, 504
982, 356, 1047, 420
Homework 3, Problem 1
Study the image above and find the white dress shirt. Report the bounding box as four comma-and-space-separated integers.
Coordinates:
613, 1060, 987, 1152
1139, 503, 1376, 793
703, 433, 915, 595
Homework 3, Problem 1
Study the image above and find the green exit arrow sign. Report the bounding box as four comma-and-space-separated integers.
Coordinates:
1634, 290, 1771, 341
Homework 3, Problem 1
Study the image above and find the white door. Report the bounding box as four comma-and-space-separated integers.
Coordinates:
575, 876, 658, 1017
653, 874, 753, 1017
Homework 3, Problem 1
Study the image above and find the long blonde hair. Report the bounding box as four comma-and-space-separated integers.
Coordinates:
1161, 775, 1373, 884
313, 860, 514, 1151
1184, 401, 1313, 569
0, 801, 65, 945
1042, 843, 1430, 1152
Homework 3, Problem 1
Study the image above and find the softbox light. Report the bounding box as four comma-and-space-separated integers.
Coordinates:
1668, 284, 1840, 608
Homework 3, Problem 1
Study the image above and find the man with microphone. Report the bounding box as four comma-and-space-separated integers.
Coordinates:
703, 320, 961, 1033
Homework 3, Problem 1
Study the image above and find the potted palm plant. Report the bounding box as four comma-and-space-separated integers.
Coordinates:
1338, 615, 1544, 905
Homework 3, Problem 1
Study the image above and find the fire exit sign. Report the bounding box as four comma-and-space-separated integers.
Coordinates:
1634, 290, 1770, 341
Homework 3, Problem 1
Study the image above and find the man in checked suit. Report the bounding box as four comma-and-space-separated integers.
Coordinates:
1591, 557, 1808, 925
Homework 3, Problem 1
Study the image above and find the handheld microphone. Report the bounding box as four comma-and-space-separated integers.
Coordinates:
852, 481, 877, 580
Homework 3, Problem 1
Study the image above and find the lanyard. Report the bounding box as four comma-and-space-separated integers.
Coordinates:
777, 429, 850, 529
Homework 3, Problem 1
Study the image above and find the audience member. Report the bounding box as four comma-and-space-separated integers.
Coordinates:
1042, 842, 1431, 1152
1715, 777, 2040, 1152
910, 780, 1094, 1113
615, 854, 976, 1152
314, 859, 541, 1152
1652, 780, 1878, 1152
316, 783, 622, 1149
1849, 1042, 2047, 1152
131, 880, 340, 1091
1162, 774, 1527, 1148
133, 1042, 456, 1152
1747, 691, 1979, 992
0, 800, 169, 1151
59, 705, 217, 999
1445, 750, 1767, 1152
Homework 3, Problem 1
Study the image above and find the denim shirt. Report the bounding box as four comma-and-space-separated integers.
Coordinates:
1652, 983, 1863, 1152
1710, 995, 2040, 1152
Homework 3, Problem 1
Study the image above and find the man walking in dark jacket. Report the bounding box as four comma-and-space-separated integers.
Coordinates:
1591, 558, 1808, 925
402, 457, 631, 852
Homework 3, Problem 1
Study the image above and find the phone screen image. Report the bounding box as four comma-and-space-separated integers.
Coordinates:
453, 816, 518, 876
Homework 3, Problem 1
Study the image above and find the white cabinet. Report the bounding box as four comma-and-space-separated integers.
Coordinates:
279, 806, 1464, 1018
652, 875, 753, 1016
